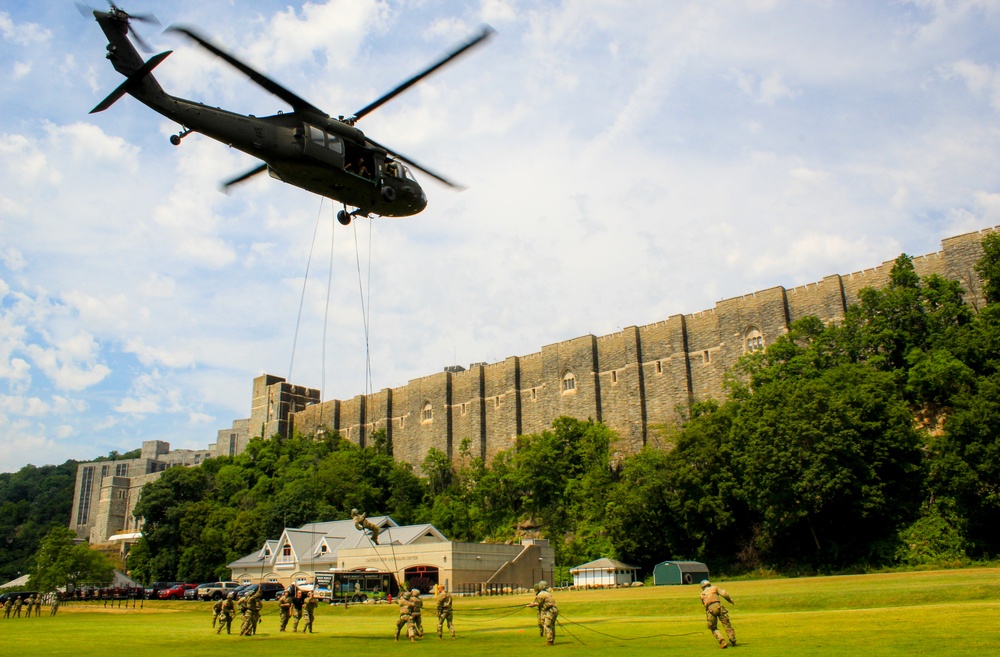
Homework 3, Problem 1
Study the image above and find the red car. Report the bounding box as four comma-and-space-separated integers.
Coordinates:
158, 583, 199, 600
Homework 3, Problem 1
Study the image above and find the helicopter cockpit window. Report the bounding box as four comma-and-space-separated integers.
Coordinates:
307, 124, 325, 147
400, 164, 416, 181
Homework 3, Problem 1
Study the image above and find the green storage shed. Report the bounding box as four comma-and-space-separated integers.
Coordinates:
653, 560, 709, 585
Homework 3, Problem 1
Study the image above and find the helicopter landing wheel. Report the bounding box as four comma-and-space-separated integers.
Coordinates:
170, 128, 192, 146
337, 209, 352, 226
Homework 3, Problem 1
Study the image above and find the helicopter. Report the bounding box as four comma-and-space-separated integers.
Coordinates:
87, 4, 493, 224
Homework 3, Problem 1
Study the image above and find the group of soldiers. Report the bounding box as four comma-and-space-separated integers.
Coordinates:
277, 587, 318, 633
205, 576, 738, 648
395, 584, 455, 641
212, 587, 265, 636
2, 594, 57, 619
212, 586, 320, 636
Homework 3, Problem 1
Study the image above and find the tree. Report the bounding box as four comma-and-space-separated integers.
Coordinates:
975, 232, 1000, 305
29, 526, 114, 591
732, 363, 924, 567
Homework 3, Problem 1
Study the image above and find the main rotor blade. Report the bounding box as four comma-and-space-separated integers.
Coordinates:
221, 163, 269, 192
167, 25, 326, 116
348, 25, 495, 123
366, 137, 464, 190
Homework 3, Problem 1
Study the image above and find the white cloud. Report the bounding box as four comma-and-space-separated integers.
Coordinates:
950, 60, 1000, 111
26, 334, 111, 392
124, 338, 195, 369
0, 12, 51, 46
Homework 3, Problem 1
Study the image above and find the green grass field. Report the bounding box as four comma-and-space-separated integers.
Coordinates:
2, 568, 997, 655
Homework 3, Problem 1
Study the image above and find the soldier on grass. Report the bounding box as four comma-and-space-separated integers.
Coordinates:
291, 588, 305, 632
278, 589, 292, 632
249, 588, 263, 635
303, 592, 318, 633
435, 584, 455, 639
216, 592, 236, 635
700, 579, 737, 649
527, 581, 558, 646
395, 588, 416, 642
409, 589, 425, 637
212, 597, 224, 628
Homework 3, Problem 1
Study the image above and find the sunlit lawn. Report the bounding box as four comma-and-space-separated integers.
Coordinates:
2, 567, 997, 656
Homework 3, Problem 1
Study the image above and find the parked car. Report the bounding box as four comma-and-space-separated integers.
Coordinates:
158, 583, 199, 600
198, 581, 240, 601
185, 583, 211, 600
144, 581, 182, 600
236, 582, 286, 601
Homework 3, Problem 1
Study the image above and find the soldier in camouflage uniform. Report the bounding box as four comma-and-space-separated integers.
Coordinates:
409, 589, 424, 637
277, 590, 292, 631
216, 592, 236, 635
527, 581, 558, 646
212, 597, 224, 627
49, 594, 59, 616
33, 595, 42, 617
238, 590, 256, 636
699, 580, 736, 649
435, 584, 455, 639
22, 595, 34, 620
3, 596, 12, 618
351, 508, 381, 544
249, 588, 263, 635
12, 595, 23, 618
395, 589, 415, 641
303, 592, 318, 633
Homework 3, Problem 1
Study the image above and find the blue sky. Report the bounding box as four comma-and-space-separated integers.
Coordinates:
2, 0, 1000, 472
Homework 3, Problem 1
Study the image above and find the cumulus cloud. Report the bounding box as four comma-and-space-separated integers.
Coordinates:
0, 12, 51, 46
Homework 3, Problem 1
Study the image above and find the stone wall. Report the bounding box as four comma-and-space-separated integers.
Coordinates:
288, 226, 998, 470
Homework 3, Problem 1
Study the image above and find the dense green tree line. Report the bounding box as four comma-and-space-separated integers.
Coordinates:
0, 461, 78, 582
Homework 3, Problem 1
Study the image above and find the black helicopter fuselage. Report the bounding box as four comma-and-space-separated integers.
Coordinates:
93, 10, 427, 217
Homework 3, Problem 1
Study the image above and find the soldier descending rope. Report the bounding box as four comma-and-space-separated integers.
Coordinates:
352, 508, 381, 544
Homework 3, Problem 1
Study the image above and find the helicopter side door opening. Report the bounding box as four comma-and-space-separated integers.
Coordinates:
301, 123, 345, 169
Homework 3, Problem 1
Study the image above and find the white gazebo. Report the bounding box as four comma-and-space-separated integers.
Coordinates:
570, 558, 639, 587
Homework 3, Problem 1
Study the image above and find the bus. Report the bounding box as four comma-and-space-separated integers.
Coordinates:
313, 570, 400, 603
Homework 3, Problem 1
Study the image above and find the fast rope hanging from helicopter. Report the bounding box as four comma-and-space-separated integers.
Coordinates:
288, 198, 376, 417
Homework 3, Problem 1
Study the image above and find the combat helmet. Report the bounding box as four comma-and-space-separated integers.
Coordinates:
700, 579, 711, 589
536, 580, 548, 591
228, 592, 236, 599
351, 508, 359, 515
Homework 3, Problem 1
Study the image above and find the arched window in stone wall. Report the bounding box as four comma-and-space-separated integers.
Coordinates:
744, 326, 765, 353
422, 402, 433, 423
562, 371, 577, 394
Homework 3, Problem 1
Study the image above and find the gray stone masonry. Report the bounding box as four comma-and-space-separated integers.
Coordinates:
287, 226, 997, 469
